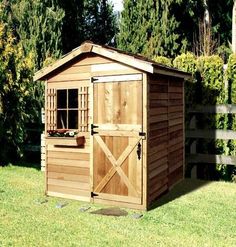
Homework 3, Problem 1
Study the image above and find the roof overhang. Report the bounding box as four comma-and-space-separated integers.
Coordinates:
33, 42, 191, 81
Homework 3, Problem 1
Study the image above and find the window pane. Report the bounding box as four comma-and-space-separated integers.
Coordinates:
57, 110, 67, 129
68, 89, 78, 108
57, 90, 67, 109
68, 110, 78, 129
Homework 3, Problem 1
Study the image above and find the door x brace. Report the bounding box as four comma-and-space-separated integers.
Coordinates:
94, 135, 142, 197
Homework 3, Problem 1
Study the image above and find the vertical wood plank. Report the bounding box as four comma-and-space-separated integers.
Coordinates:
89, 79, 94, 202
142, 73, 147, 209
45, 81, 48, 195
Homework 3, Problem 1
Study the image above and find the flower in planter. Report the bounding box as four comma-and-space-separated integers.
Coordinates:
69, 131, 75, 137
47, 129, 77, 137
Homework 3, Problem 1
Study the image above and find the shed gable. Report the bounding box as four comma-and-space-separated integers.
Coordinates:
34, 42, 190, 81
47, 53, 141, 83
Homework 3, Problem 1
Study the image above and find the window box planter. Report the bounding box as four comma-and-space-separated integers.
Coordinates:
46, 135, 85, 147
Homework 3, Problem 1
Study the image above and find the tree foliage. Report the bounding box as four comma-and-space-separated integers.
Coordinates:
117, 0, 180, 58
207, 0, 234, 46
58, 0, 117, 53
117, 0, 235, 58
11, 0, 64, 70
0, 22, 36, 163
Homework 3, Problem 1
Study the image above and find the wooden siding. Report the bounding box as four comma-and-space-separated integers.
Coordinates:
147, 75, 169, 204
147, 74, 184, 206
47, 53, 140, 83
168, 78, 184, 188
46, 137, 90, 200
45, 54, 141, 202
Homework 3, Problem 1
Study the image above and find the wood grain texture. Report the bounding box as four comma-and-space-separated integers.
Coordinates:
147, 74, 184, 207
92, 76, 143, 205
147, 74, 169, 206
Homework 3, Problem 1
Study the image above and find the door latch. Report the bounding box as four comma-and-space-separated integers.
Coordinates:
137, 143, 142, 160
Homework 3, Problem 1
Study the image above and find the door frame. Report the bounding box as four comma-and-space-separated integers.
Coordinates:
89, 73, 147, 209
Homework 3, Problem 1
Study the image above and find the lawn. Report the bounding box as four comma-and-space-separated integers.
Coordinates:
0, 166, 235, 247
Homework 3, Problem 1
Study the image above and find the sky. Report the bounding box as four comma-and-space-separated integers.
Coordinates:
111, 0, 123, 12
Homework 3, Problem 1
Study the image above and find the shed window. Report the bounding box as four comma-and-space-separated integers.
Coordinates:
57, 89, 78, 129
50, 87, 89, 132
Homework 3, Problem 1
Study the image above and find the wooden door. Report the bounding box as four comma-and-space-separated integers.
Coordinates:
92, 74, 143, 205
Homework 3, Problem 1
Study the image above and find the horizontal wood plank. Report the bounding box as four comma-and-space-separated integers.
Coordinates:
48, 171, 89, 183
48, 178, 90, 190
74, 55, 113, 66
187, 154, 236, 165
95, 193, 141, 204
149, 184, 168, 203
149, 93, 168, 100
169, 136, 183, 147
47, 185, 90, 197
148, 148, 168, 164
149, 107, 168, 115
169, 118, 183, 126
48, 73, 91, 82
169, 124, 183, 133
47, 146, 90, 153
47, 151, 89, 161
169, 160, 183, 173
149, 114, 168, 123
47, 158, 89, 167
187, 104, 236, 114
149, 142, 168, 156
149, 177, 168, 194
150, 121, 168, 130
47, 165, 89, 175
186, 129, 236, 140
149, 164, 168, 179
169, 93, 183, 99
92, 74, 142, 83
149, 156, 168, 172
169, 106, 183, 113
47, 191, 90, 202
47, 81, 90, 89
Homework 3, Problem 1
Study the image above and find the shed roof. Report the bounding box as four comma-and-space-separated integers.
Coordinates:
33, 41, 191, 81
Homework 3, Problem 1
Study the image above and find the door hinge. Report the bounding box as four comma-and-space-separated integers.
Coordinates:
91, 124, 98, 135
91, 77, 98, 83
91, 192, 98, 197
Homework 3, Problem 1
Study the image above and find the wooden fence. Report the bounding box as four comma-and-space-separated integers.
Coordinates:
186, 104, 236, 177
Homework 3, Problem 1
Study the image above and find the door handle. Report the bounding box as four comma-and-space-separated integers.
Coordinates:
137, 143, 142, 160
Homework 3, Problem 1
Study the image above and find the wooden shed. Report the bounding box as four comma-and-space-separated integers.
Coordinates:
34, 42, 190, 210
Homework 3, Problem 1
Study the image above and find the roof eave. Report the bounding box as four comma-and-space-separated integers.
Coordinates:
91, 45, 154, 74
153, 65, 191, 79
33, 43, 93, 81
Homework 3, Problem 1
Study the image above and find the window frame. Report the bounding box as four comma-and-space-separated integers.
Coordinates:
56, 88, 79, 130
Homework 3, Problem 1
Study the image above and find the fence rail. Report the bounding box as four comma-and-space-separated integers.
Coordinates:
186, 129, 236, 140
186, 104, 236, 168
187, 104, 236, 114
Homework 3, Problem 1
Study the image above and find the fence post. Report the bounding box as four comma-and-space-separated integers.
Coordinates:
41, 132, 46, 171
189, 115, 197, 178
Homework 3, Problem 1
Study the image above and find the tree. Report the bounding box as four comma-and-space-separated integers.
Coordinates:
232, 0, 236, 53
0, 21, 35, 164
207, 0, 234, 46
117, 0, 205, 58
57, 0, 117, 53
11, 0, 65, 70
171, 0, 205, 53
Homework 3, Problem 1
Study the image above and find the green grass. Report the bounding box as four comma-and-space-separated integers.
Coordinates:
0, 166, 235, 247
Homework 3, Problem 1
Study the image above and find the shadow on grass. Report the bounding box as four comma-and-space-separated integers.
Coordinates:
14, 161, 41, 171
149, 179, 210, 211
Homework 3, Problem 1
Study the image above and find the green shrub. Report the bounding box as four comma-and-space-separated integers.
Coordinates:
152, 55, 172, 67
